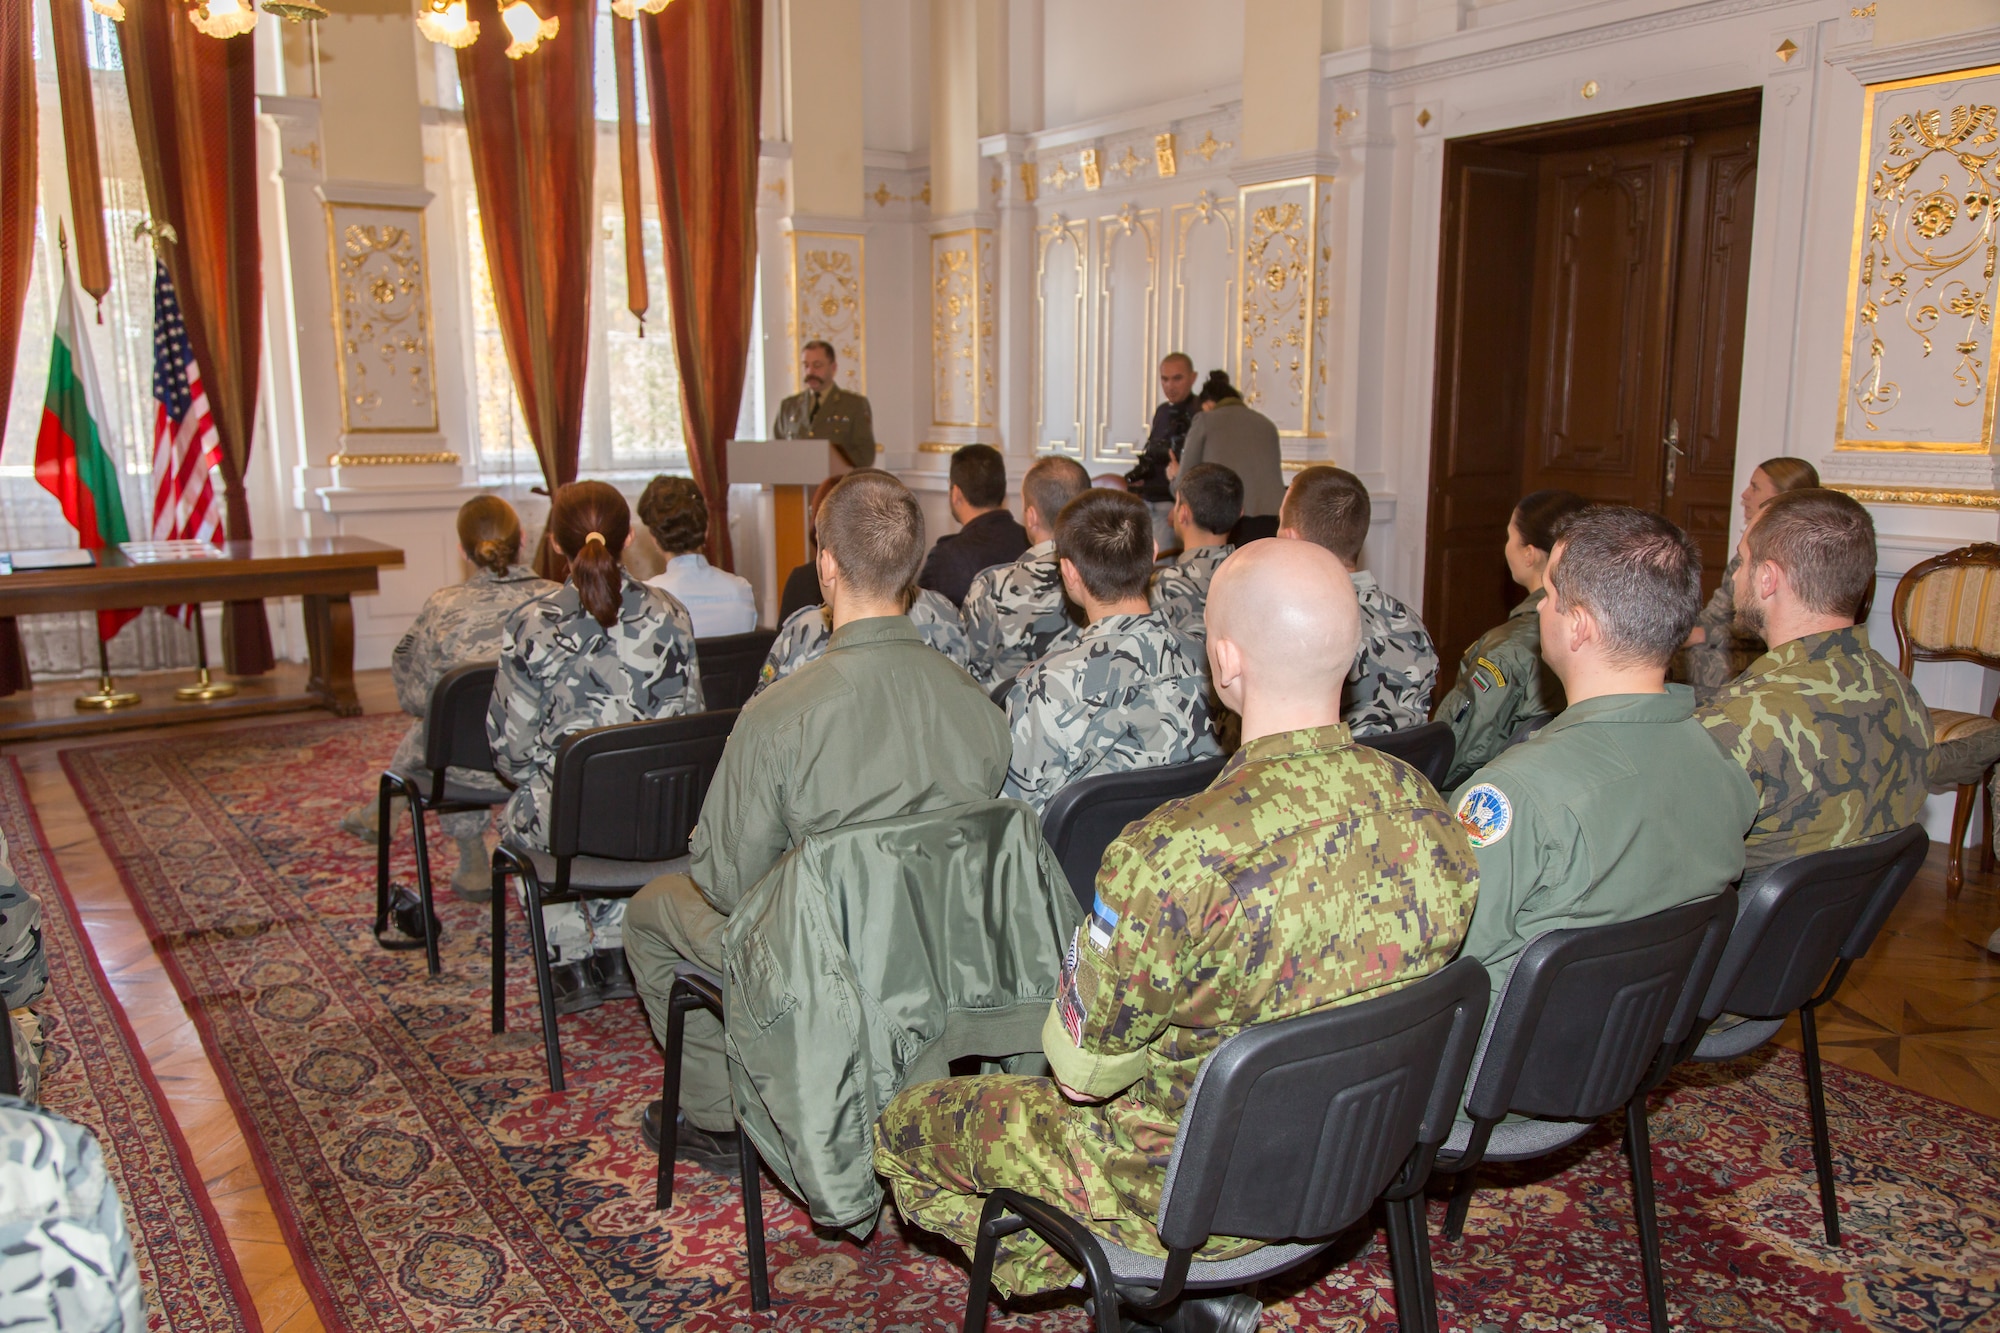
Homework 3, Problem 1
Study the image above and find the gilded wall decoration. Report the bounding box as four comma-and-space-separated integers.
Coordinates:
1236, 177, 1336, 436
1081, 148, 1103, 191
1035, 215, 1087, 457
1092, 207, 1161, 463
1838, 64, 2000, 453
789, 231, 866, 393
326, 203, 438, 434
1155, 133, 1178, 178
932, 229, 997, 429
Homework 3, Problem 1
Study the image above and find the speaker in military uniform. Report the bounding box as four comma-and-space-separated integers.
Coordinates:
773, 340, 876, 471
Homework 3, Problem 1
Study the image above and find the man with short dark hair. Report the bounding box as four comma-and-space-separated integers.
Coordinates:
1280, 466, 1439, 735
917, 444, 1030, 607
1455, 506, 1756, 1003
1697, 488, 1931, 874
1002, 490, 1218, 811
625, 471, 1009, 1171
1125, 353, 1201, 550
773, 339, 876, 470
962, 455, 1092, 687
1149, 461, 1239, 645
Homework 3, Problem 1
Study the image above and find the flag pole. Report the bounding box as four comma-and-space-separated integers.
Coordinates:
174, 604, 236, 701
76, 636, 139, 711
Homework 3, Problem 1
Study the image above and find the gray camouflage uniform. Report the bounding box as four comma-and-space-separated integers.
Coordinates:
962, 542, 1080, 688
1001, 611, 1219, 811
382, 565, 558, 840
488, 577, 704, 961
1, 829, 47, 1102
1148, 543, 1233, 645
1346, 570, 1440, 737
752, 590, 971, 698
0, 1098, 142, 1332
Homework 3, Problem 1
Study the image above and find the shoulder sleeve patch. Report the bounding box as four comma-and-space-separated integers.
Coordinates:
1455, 782, 1513, 848
1472, 656, 1506, 691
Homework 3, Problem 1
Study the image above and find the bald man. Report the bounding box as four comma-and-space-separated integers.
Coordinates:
874, 541, 1481, 1329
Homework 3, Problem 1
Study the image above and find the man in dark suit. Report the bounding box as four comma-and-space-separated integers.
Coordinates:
917, 444, 1030, 607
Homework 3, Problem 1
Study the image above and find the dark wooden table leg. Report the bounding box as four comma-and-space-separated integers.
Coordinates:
303, 592, 362, 716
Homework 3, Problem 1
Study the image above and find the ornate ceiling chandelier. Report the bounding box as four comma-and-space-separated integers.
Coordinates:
86, 0, 328, 37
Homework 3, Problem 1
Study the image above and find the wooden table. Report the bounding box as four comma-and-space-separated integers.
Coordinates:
0, 537, 403, 733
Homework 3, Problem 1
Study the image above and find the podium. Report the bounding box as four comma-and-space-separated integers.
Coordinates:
727, 439, 847, 605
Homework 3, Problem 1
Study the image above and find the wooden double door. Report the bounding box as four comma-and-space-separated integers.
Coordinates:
1424, 91, 1761, 679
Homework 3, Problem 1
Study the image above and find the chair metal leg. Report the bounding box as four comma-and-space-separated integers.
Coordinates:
406, 799, 441, 977
1948, 782, 1976, 899
1799, 1005, 1842, 1245
1443, 1167, 1477, 1242
1411, 1190, 1440, 1333
1983, 769, 1996, 875
740, 1130, 770, 1312
656, 984, 692, 1211
374, 775, 395, 936
1385, 1193, 1438, 1333
1624, 1095, 1671, 1333
520, 876, 565, 1092
962, 1198, 1029, 1333
489, 856, 508, 1034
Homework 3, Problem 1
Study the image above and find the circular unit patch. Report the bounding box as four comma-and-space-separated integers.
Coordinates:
1456, 783, 1513, 848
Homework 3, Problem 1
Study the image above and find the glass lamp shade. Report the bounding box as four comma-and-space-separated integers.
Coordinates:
88, 0, 127, 19
189, 0, 259, 36
262, 0, 330, 19
609, 0, 668, 18
500, 0, 558, 57
416, 0, 480, 47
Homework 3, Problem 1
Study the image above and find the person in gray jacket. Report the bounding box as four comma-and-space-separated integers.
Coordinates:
1171, 370, 1284, 542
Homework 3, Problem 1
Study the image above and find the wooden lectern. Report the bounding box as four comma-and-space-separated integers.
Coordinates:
727, 439, 848, 593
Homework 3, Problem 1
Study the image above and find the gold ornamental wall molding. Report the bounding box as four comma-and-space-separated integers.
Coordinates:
787, 231, 866, 394
1835, 64, 2000, 455
931, 229, 997, 431
329, 451, 461, 466
1091, 206, 1160, 464
1831, 482, 2000, 509
325, 202, 440, 435
1236, 175, 1337, 438
1033, 214, 1088, 458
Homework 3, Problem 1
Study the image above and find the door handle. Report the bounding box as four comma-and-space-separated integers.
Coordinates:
1663, 419, 1684, 498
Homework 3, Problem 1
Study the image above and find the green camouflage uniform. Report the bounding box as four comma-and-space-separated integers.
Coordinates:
999, 611, 1219, 812
1347, 571, 1440, 738
1695, 626, 1933, 874
381, 564, 557, 839
752, 591, 971, 697
875, 724, 1479, 1297
1, 829, 47, 1101
0, 1098, 142, 1331
1436, 590, 1562, 791
962, 542, 1081, 688
487, 576, 704, 961
1454, 688, 1756, 1003
1147, 543, 1233, 644
773, 383, 876, 470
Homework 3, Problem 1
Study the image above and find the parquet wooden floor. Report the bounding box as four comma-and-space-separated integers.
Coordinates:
4, 667, 1998, 1333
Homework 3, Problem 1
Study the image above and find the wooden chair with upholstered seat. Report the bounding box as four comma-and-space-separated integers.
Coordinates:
1891, 542, 2000, 897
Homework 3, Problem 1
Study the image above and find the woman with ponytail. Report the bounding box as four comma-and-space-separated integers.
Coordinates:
487, 480, 705, 1013
341, 496, 556, 906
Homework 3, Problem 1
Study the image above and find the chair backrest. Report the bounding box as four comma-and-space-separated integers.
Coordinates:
1362, 720, 1456, 791
1155, 957, 1489, 1251
423, 663, 499, 775
1038, 756, 1228, 909
548, 709, 738, 862
695, 629, 779, 712
1892, 542, 2000, 674
1464, 890, 1737, 1125
1699, 824, 1926, 1024
1499, 712, 1553, 755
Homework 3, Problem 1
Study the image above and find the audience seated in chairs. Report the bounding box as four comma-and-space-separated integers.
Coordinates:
917, 444, 1030, 608
1147, 462, 1239, 647
875, 539, 1480, 1332
962, 455, 1092, 689
637, 475, 758, 638
487, 480, 704, 1017
1279, 465, 1440, 737
1453, 505, 1756, 1006
340, 496, 555, 901
623, 470, 1012, 1178
1000, 489, 1218, 813
1676, 455, 1820, 700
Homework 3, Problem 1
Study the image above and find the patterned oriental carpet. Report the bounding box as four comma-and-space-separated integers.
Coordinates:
58, 716, 2000, 1333
0, 757, 261, 1333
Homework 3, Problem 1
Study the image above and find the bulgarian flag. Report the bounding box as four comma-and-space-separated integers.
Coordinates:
36, 252, 139, 642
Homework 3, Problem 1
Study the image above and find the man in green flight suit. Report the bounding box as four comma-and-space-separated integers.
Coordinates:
875, 538, 1481, 1332
773, 339, 876, 470
1454, 506, 1757, 1004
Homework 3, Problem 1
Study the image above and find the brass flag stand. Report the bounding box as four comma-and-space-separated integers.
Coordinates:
175, 603, 237, 701
75, 636, 139, 711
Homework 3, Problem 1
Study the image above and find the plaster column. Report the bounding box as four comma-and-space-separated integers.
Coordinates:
778, 0, 869, 400
924, 0, 998, 461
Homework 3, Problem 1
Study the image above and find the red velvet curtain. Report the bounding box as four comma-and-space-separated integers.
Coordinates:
0, 0, 35, 693
640, 0, 761, 570
119, 3, 273, 674
458, 0, 594, 511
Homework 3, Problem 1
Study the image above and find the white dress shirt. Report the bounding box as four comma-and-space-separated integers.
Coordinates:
646, 553, 758, 638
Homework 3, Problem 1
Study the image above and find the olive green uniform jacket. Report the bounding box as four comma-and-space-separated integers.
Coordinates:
773, 383, 876, 470
1453, 688, 1758, 1004
1436, 590, 1563, 791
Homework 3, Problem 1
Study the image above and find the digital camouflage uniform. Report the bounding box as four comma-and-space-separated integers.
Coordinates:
380, 564, 557, 841
1, 828, 47, 1102
1696, 626, 1933, 874
1346, 570, 1439, 738
1147, 543, 1233, 645
961, 542, 1079, 688
751, 590, 972, 698
773, 383, 876, 470
0, 1098, 142, 1331
875, 724, 1480, 1297
487, 577, 704, 961
1435, 590, 1562, 791
1000, 611, 1220, 812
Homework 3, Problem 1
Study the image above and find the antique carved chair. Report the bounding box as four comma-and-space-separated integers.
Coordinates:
1891, 542, 2000, 897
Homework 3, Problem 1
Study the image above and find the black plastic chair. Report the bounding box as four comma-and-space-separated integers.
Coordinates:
375, 663, 502, 976
0, 1015, 17, 1096
1362, 719, 1456, 791
656, 965, 769, 1311
490, 708, 737, 1090
1679, 824, 1927, 1244
694, 629, 777, 712
1038, 756, 1228, 909
1428, 890, 1738, 1333
963, 956, 1491, 1333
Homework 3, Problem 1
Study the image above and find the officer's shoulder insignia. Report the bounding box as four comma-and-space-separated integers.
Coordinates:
1472, 656, 1506, 692
1456, 783, 1512, 848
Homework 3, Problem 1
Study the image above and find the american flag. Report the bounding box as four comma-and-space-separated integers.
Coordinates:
149, 260, 224, 627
